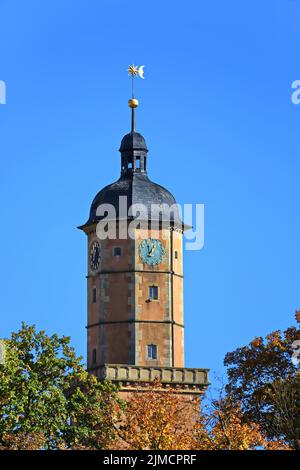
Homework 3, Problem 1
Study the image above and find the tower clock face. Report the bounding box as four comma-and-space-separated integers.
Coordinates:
139, 238, 165, 266
90, 241, 101, 271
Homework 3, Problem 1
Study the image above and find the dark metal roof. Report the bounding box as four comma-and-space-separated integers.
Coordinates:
80, 173, 183, 228
119, 131, 148, 153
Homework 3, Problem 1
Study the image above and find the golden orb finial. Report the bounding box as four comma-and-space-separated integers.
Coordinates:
128, 98, 139, 109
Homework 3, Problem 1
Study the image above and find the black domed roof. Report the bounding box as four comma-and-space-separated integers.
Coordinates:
119, 131, 148, 153
82, 173, 182, 227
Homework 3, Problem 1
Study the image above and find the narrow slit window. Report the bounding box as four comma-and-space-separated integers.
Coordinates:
92, 287, 97, 303
149, 285, 159, 300
136, 157, 141, 169
147, 344, 157, 360
174, 250, 178, 259
92, 348, 97, 364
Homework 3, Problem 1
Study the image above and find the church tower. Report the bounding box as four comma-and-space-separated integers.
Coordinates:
79, 70, 208, 397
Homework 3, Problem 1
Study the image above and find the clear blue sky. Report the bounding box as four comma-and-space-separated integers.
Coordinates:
0, 0, 299, 384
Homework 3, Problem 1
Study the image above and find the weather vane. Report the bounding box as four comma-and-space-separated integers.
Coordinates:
128, 64, 145, 80
127, 64, 145, 132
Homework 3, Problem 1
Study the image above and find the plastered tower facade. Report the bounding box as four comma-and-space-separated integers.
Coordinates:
79, 100, 209, 396
84, 226, 184, 370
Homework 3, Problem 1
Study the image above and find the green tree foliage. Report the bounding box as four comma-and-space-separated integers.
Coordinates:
0, 323, 121, 450
224, 313, 300, 449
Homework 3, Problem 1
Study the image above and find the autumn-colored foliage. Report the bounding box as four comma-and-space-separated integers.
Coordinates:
193, 397, 289, 450
0, 317, 298, 450
224, 313, 300, 449
0, 432, 46, 450
111, 382, 288, 450
193, 398, 264, 450
113, 379, 198, 450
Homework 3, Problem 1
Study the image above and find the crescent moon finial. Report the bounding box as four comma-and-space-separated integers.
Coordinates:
138, 65, 145, 79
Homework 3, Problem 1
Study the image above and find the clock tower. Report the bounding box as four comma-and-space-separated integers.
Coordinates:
79, 89, 209, 397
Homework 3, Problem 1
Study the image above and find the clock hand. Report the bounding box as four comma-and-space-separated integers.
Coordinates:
148, 241, 155, 256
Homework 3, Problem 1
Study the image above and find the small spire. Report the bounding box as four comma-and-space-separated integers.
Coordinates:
127, 64, 145, 133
